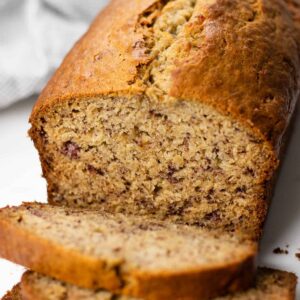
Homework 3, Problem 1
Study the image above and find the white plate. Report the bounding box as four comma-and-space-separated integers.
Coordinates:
0, 96, 299, 298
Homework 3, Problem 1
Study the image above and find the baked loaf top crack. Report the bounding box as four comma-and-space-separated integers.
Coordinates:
27, 0, 300, 239
30, 0, 300, 152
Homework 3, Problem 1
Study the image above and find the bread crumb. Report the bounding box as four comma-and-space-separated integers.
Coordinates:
273, 247, 288, 255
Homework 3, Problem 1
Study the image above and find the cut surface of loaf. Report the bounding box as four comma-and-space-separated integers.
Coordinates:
0, 203, 256, 300
3, 268, 297, 300
29, 0, 300, 239
21, 272, 133, 300
215, 268, 297, 300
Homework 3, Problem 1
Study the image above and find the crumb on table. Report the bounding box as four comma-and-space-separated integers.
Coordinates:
273, 247, 288, 255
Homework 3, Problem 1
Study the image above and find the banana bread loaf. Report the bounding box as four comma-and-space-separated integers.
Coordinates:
0, 203, 256, 300
29, 0, 300, 239
2, 268, 297, 300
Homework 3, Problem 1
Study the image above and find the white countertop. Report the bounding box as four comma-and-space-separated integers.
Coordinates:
0, 96, 300, 298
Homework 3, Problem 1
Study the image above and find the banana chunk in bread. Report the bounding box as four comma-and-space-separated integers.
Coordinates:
29, 0, 300, 239
2, 268, 297, 300
0, 203, 256, 300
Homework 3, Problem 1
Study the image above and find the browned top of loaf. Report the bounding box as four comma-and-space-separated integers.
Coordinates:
30, 0, 300, 153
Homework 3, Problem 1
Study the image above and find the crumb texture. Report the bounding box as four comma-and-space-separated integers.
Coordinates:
30, 0, 300, 149
22, 271, 134, 300
1, 285, 22, 300
32, 95, 275, 238
19, 268, 297, 300
29, 0, 300, 240
216, 268, 297, 300
1, 203, 255, 273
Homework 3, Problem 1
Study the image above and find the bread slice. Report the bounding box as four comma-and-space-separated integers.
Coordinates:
216, 268, 297, 300
28, 0, 300, 239
2, 268, 296, 300
0, 203, 256, 300
21, 271, 132, 300
1, 285, 22, 300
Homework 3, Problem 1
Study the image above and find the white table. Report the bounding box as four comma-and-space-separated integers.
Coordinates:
0, 96, 300, 298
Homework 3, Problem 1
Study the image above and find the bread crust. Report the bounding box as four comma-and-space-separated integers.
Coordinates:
27, 1, 300, 236
259, 268, 298, 300
29, 0, 300, 155
16, 268, 299, 300
1, 285, 22, 300
27, 0, 300, 242
0, 215, 123, 291
170, 0, 300, 152
0, 205, 257, 300
216, 267, 298, 300
20, 275, 47, 300
29, 0, 156, 121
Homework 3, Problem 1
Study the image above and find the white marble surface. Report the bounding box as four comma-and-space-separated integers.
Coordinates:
0, 96, 299, 298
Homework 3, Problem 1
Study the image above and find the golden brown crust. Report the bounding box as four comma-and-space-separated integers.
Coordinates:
215, 267, 297, 299
29, 0, 157, 121
170, 0, 300, 152
27, 0, 300, 242
0, 214, 123, 291
30, 0, 300, 155
1, 285, 22, 300
20, 265, 255, 300
18, 268, 298, 300
286, 0, 300, 26
260, 268, 298, 300
122, 258, 255, 300
0, 204, 257, 300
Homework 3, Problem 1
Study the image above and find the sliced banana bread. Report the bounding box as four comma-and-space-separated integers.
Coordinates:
21, 272, 133, 300
29, 0, 300, 239
1, 285, 22, 300
0, 203, 256, 300
2, 268, 296, 300
216, 268, 297, 300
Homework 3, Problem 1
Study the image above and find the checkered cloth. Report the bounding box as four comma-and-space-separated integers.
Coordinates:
0, 0, 108, 109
